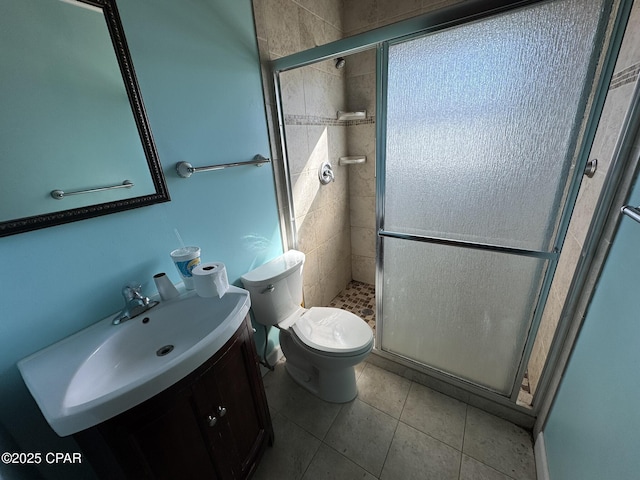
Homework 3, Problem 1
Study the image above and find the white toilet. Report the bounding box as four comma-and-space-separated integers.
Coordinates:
241, 250, 374, 403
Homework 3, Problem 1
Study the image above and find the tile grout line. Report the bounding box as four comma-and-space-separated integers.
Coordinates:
322, 442, 380, 480
353, 369, 408, 421
376, 414, 400, 479
318, 401, 345, 443
290, 1, 344, 33
298, 438, 323, 480
397, 380, 413, 420
457, 404, 469, 480
459, 407, 520, 480
461, 450, 520, 480
375, 379, 411, 479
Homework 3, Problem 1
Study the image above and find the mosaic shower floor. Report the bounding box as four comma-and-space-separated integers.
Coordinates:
328, 280, 376, 332
328, 280, 532, 408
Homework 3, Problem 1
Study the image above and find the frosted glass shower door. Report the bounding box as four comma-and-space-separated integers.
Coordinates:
380, 0, 607, 394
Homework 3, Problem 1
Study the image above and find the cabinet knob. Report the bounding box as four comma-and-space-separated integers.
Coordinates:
207, 415, 218, 427
217, 406, 227, 417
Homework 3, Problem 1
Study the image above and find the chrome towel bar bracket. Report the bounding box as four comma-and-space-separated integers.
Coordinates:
51, 180, 133, 200
176, 155, 270, 178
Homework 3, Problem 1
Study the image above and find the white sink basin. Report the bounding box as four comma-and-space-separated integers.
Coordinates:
18, 286, 251, 436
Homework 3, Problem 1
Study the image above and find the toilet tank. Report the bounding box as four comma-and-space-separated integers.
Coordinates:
240, 250, 305, 326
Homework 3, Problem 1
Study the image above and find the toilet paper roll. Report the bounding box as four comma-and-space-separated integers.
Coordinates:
192, 262, 229, 298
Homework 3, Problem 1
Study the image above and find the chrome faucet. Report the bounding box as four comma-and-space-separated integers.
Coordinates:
113, 283, 158, 325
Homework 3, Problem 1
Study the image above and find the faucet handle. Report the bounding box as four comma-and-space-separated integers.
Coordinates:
122, 283, 143, 301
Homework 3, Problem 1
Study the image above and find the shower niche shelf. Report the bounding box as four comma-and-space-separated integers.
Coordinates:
339, 156, 367, 166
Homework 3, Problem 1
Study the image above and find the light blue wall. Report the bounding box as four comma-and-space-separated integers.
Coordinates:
544, 175, 640, 479
1, 0, 156, 219
0, 1, 281, 478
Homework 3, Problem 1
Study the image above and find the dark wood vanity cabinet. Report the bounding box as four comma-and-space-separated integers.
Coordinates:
75, 316, 274, 479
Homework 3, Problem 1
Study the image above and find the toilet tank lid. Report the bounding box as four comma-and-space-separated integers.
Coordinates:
240, 250, 305, 287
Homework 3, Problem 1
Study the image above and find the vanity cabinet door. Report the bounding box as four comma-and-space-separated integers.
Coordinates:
76, 386, 222, 480
119, 389, 221, 480
193, 320, 269, 479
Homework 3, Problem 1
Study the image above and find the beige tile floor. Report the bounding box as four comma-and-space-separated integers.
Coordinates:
254, 361, 536, 480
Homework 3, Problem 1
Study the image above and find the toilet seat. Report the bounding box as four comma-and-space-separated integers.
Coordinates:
288, 307, 373, 354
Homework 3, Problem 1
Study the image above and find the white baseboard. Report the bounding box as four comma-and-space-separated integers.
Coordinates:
535, 431, 550, 480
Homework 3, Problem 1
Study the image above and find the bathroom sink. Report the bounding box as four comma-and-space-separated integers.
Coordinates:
17, 286, 250, 436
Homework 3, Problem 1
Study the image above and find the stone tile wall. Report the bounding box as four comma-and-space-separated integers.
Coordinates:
253, 0, 351, 306
344, 49, 377, 283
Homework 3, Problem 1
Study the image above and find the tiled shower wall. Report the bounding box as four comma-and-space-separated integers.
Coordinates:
282, 65, 352, 306
345, 49, 377, 283
253, 0, 351, 306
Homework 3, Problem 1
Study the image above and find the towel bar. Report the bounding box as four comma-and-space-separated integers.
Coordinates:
621, 205, 640, 223
51, 180, 133, 199
176, 155, 270, 178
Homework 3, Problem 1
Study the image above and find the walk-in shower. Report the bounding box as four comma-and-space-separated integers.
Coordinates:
261, 0, 632, 419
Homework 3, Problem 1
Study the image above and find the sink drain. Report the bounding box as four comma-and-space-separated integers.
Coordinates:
156, 345, 174, 357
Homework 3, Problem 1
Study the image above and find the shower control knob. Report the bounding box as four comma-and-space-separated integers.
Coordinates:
218, 406, 227, 417
207, 415, 218, 427
318, 161, 335, 185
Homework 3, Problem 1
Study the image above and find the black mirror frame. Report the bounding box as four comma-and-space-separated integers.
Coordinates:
0, 0, 169, 237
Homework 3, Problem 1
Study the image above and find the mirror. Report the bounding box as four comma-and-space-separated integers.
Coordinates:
0, 0, 169, 236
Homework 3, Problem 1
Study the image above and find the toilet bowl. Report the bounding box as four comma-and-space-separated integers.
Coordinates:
241, 250, 373, 403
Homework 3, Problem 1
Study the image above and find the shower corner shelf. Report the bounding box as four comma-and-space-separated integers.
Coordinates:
339, 156, 366, 166
337, 110, 366, 121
